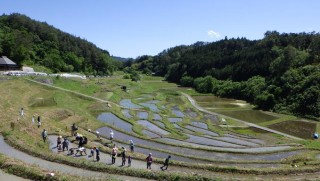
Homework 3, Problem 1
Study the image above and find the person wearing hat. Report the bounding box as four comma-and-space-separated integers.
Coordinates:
160, 155, 171, 170
129, 140, 134, 152
146, 153, 153, 169
110, 130, 114, 140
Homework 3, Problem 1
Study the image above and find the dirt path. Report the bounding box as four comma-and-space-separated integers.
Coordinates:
181, 92, 303, 141
47, 136, 279, 180
0, 136, 152, 181
0, 169, 29, 181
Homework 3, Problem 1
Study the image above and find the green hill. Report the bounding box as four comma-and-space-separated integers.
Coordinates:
0, 13, 121, 75
132, 32, 320, 120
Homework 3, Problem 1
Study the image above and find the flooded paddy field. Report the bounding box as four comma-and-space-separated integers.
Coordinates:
97, 127, 299, 161
268, 120, 316, 139
97, 112, 133, 133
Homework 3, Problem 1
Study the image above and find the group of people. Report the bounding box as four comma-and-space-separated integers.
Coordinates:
19, 107, 42, 128
42, 123, 172, 170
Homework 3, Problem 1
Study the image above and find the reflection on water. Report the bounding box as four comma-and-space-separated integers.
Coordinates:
120, 99, 142, 109
137, 111, 148, 119
153, 113, 162, 120
168, 118, 183, 123
192, 122, 208, 129
121, 109, 132, 119
172, 106, 185, 117
97, 112, 133, 133
137, 120, 169, 135
215, 110, 277, 123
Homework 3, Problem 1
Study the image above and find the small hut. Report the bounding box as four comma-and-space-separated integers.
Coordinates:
0, 56, 19, 71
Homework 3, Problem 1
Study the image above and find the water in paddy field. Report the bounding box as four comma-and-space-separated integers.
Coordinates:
136, 111, 148, 119
137, 120, 169, 135
152, 113, 162, 120
121, 109, 132, 119
97, 112, 133, 133
194, 95, 278, 124
119, 99, 142, 109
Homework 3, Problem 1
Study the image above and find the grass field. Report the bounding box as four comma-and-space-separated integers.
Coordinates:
0, 74, 319, 180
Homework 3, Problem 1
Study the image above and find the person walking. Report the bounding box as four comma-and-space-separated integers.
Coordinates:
37, 116, 41, 128
71, 123, 78, 136
128, 155, 132, 167
121, 147, 126, 166
62, 138, 69, 151
96, 130, 100, 140
160, 155, 171, 170
110, 130, 114, 140
96, 147, 100, 162
146, 153, 153, 169
129, 140, 134, 152
111, 145, 117, 164
41, 129, 47, 142
20, 107, 24, 117
57, 135, 62, 150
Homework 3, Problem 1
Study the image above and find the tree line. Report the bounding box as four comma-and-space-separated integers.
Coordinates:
0, 13, 121, 75
131, 31, 320, 120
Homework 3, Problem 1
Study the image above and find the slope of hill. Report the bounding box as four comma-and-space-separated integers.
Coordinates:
132, 33, 320, 120
0, 13, 121, 75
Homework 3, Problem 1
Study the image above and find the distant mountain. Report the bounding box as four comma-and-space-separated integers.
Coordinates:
112, 56, 130, 62
0, 13, 121, 75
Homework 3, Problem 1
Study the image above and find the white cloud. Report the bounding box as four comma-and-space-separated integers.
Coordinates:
208, 30, 221, 38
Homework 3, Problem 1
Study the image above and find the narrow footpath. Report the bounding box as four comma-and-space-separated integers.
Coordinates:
0, 136, 152, 181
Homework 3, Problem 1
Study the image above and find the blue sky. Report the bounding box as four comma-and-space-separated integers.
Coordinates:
0, 0, 319, 58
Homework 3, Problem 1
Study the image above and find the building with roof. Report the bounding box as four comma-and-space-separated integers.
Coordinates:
0, 56, 19, 70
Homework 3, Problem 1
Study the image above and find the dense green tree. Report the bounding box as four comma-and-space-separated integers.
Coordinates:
129, 31, 320, 119
0, 13, 120, 74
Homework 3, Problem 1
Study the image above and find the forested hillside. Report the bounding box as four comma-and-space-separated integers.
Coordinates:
132, 32, 320, 120
0, 13, 121, 75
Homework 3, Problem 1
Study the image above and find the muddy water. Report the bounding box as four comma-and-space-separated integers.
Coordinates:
268, 120, 316, 139
97, 112, 133, 133
194, 95, 278, 124
0, 136, 150, 181
194, 95, 249, 109
214, 109, 278, 124
97, 127, 297, 160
